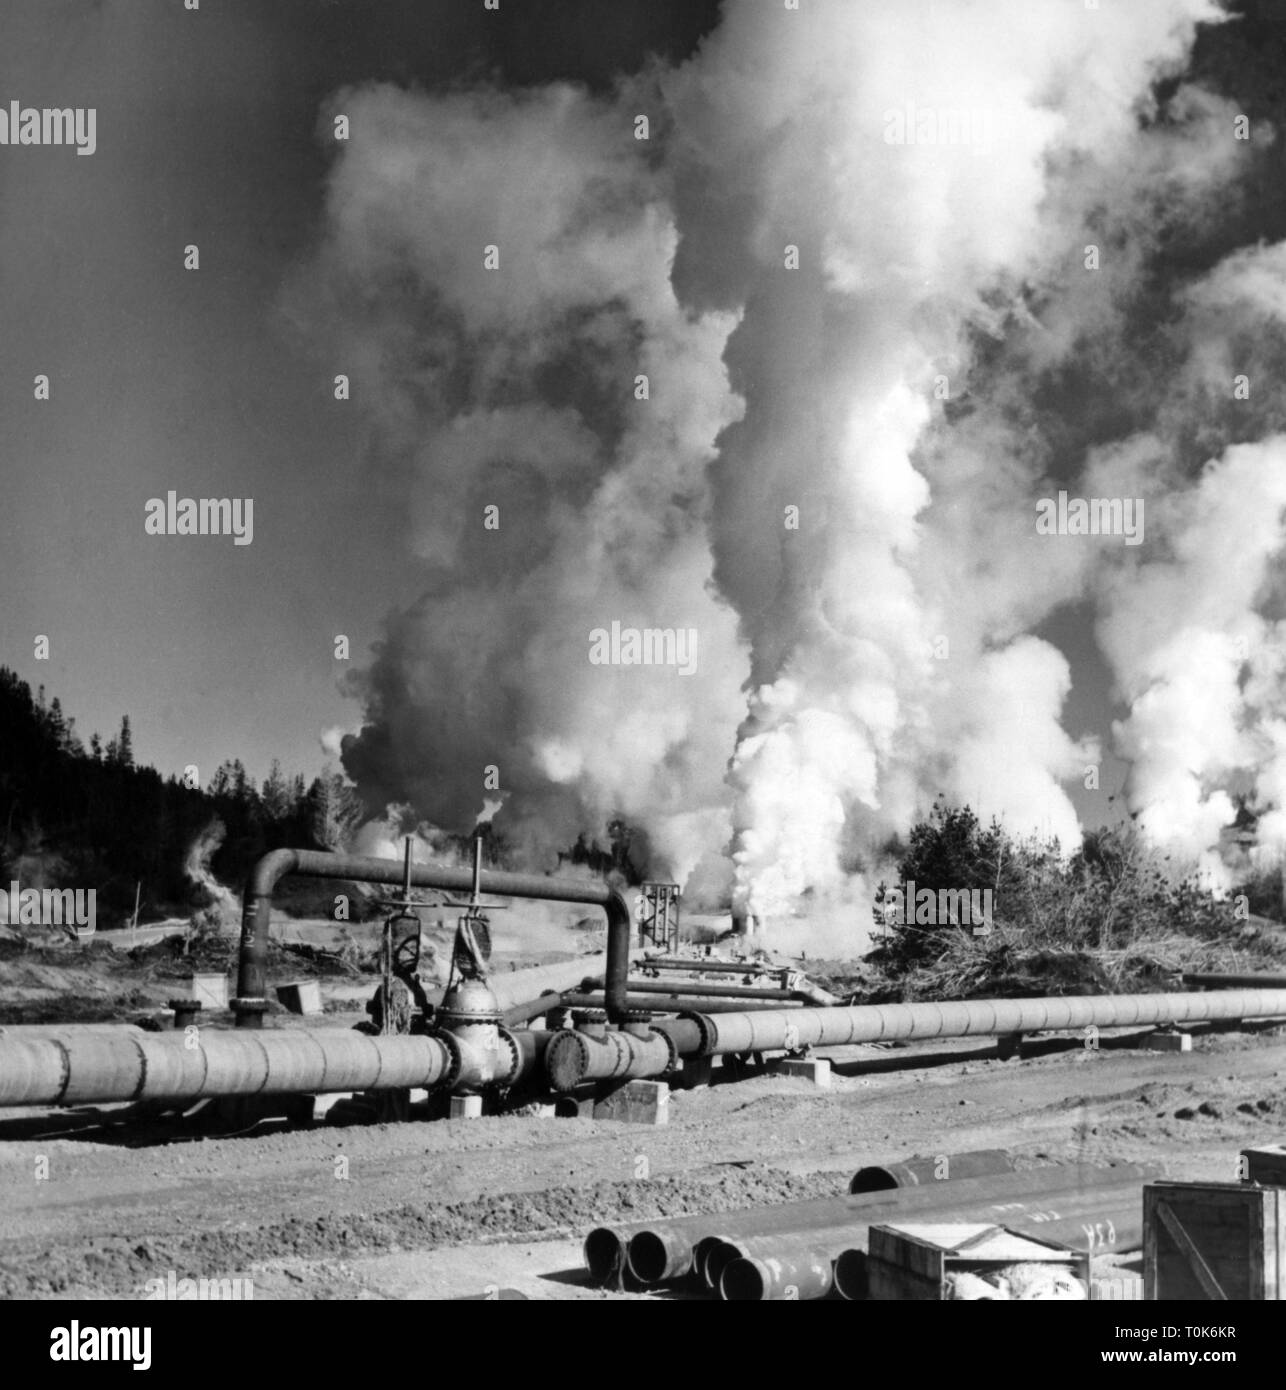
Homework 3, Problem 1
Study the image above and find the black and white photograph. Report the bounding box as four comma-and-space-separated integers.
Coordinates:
2, 0, 1286, 1348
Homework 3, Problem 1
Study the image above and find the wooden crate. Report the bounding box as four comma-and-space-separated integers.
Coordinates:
1242, 1145, 1286, 1187
1144, 1181, 1285, 1300
867, 1223, 1084, 1300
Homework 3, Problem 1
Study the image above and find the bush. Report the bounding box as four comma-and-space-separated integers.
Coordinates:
872, 802, 1273, 995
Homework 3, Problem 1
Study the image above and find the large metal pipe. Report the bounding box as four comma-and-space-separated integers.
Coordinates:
0, 1026, 459, 1107
620, 1161, 1160, 1286
545, 1027, 675, 1091
614, 978, 801, 1002
640, 959, 780, 975
1182, 972, 1286, 990
851, 1148, 1015, 1193
701, 989, 1286, 1055
237, 849, 632, 1023
711, 1178, 1151, 1299
584, 1153, 1052, 1286
558, 992, 803, 1015
721, 1245, 835, 1301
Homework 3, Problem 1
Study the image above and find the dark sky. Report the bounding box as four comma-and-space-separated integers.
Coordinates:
0, 0, 721, 786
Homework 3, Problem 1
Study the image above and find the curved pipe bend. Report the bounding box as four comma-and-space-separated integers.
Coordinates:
237, 849, 632, 1025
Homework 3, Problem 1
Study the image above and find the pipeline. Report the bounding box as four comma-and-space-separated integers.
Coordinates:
0, 1025, 460, 1107
237, 849, 632, 1023
560, 989, 1286, 1095
700, 989, 1286, 1054
583, 971, 836, 1005
640, 958, 781, 975
1182, 972, 1286, 990
617, 1161, 1160, 1286
558, 992, 803, 1015
590, 977, 803, 1003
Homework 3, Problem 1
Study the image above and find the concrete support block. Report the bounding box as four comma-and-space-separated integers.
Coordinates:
592, 1079, 669, 1126
449, 1093, 484, 1119
996, 1034, 1023, 1061
772, 1056, 832, 1088
303, 1091, 353, 1123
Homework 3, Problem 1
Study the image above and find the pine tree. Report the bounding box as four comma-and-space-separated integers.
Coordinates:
90, 732, 102, 761
117, 715, 134, 769
48, 697, 67, 747
307, 772, 365, 851
207, 761, 234, 797
261, 759, 291, 820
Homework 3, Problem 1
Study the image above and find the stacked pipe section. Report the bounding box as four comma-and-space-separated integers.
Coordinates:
585, 1157, 1161, 1300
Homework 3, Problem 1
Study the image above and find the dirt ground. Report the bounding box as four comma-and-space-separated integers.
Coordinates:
1, 997, 1283, 1299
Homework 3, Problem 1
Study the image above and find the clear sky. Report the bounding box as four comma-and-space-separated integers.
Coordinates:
0, 0, 722, 789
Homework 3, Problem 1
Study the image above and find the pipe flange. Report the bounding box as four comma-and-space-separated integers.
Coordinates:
676, 1010, 716, 1056
620, 1009, 653, 1040
495, 1026, 525, 1089
571, 1008, 608, 1038
433, 1029, 464, 1092
230, 998, 269, 1029
546, 1028, 593, 1093
649, 1026, 680, 1076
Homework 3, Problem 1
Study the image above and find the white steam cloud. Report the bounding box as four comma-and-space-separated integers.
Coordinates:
293, 0, 1286, 941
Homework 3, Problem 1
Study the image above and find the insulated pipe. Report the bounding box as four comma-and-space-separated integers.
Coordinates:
0, 1027, 458, 1108
702, 989, 1286, 1055
237, 849, 632, 1023
621, 1162, 1160, 1286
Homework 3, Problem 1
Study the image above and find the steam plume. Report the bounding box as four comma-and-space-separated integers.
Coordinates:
295, 0, 1286, 934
